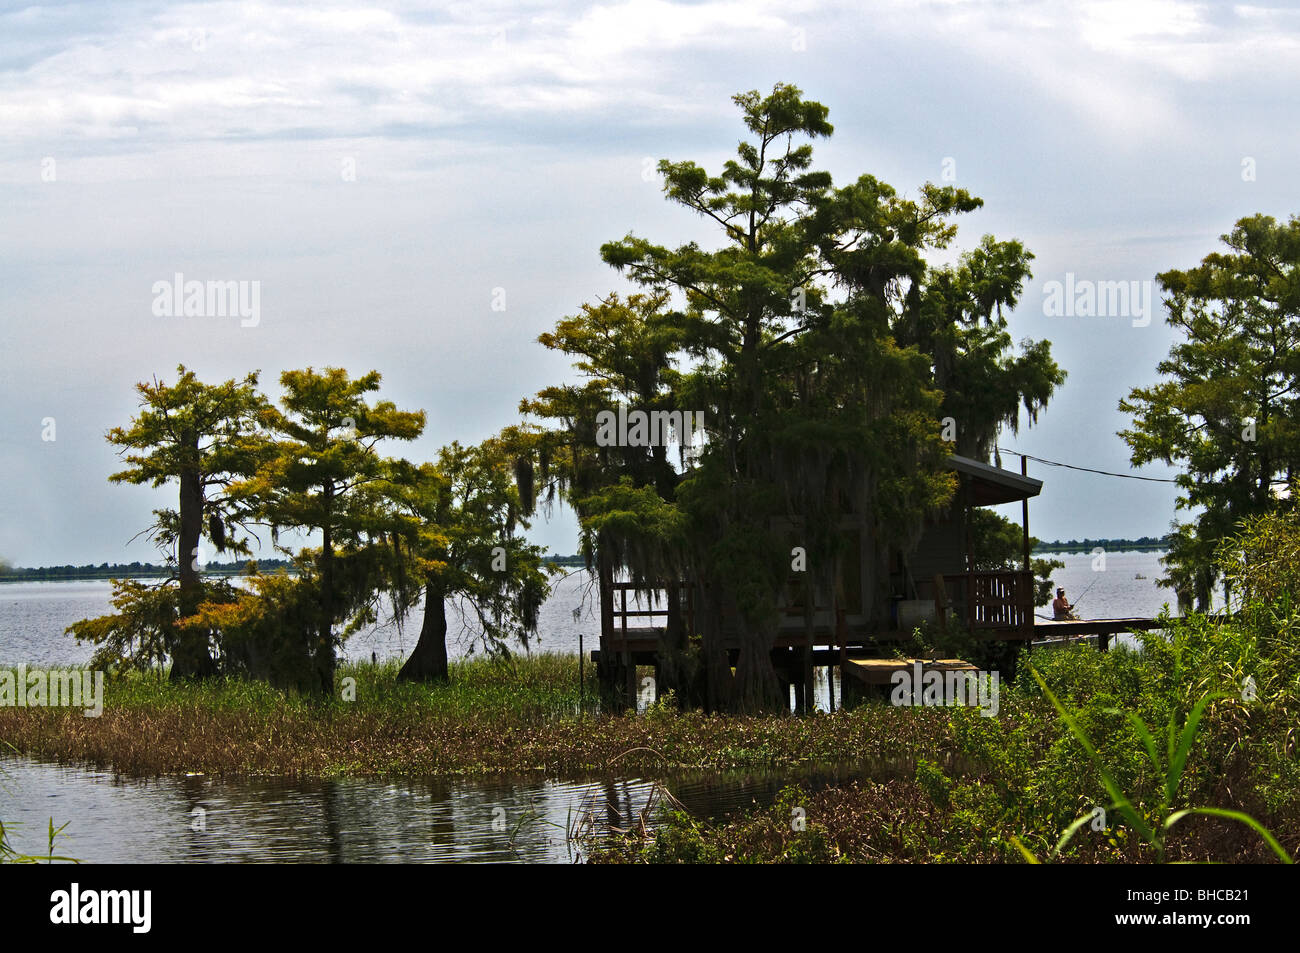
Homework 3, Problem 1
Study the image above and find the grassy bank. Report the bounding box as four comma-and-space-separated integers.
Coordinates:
4, 607, 1298, 863
0, 654, 962, 778
592, 613, 1300, 863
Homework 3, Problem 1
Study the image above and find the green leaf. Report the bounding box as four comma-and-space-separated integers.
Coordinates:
1166, 808, 1292, 864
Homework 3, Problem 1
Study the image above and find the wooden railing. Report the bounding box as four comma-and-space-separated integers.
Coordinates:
606, 580, 843, 640
941, 570, 1034, 635
607, 581, 695, 639
604, 570, 1035, 641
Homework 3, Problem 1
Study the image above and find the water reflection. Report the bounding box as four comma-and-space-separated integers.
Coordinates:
1, 757, 684, 863
0, 755, 939, 863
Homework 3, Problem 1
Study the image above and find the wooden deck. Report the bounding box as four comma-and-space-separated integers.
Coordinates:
841, 657, 978, 686
838, 656, 983, 708
1033, 617, 1167, 635
594, 616, 1168, 658
1032, 616, 1169, 650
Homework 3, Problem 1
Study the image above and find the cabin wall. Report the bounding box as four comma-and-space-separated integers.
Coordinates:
907, 515, 966, 585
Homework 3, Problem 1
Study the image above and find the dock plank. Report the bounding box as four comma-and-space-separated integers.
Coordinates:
1033, 617, 1167, 636
842, 657, 978, 685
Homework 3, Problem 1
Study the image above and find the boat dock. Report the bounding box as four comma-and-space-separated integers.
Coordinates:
1031, 617, 1166, 650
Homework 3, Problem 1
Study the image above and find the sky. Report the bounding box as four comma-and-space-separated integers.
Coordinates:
1, 0, 1298, 566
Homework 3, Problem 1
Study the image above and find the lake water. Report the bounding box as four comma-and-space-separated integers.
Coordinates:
0, 755, 884, 863
0, 552, 1184, 863
0, 552, 1181, 669
0, 569, 603, 669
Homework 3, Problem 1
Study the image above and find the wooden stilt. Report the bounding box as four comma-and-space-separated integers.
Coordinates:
803, 643, 814, 714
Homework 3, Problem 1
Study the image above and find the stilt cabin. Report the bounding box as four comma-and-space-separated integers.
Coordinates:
592, 454, 1045, 710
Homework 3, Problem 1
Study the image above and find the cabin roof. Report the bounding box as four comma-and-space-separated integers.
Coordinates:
947, 454, 1043, 506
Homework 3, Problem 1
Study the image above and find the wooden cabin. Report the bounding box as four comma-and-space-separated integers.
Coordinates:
592, 454, 1043, 710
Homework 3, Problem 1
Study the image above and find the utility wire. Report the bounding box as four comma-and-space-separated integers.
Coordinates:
995, 447, 1180, 483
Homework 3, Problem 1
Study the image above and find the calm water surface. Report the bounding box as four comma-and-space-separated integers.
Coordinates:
0, 553, 1182, 668
0, 755, 884, 863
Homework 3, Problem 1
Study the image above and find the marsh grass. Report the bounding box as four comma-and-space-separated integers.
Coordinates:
1016, 667, 1293, 864
0, 654, 957, 779
86, 653, 590, 722
0, 816, 79, 864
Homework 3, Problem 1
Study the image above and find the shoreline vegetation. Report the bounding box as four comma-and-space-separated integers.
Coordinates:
0, 544, 1156, 583
0, 555, 590, 583
3, 605, 1297, 863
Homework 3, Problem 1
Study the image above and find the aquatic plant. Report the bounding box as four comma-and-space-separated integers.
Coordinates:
1016, 667, 1291, 864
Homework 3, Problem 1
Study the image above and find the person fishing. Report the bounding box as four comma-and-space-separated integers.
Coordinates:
1052, 587, 1078, 620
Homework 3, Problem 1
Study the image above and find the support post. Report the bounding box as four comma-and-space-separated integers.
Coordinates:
1021, 456, 1031, 572
803, 643, 814, 715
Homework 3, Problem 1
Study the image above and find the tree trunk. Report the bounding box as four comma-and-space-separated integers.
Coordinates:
315, 493, 337, 694
733, 621, 786, 714
398, 581, 450, 682
170, 456, 216, 681
654, 583, 687, 708
698, 577, 735, 713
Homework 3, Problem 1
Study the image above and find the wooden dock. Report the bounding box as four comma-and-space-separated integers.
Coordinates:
1032, 617, 1168, 650
841, 657, 978, 685
839, 657, 981, 708
590, 615, 1171, 711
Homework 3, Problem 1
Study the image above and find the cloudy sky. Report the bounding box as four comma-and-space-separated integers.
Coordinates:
2, 0, 1297, 566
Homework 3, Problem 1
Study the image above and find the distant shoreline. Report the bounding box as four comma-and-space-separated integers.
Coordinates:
0, 555, 590, 582
0, 549, 1163, 582
1033, 545, 1170, 555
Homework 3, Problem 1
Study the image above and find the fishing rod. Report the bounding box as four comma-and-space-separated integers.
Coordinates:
1070, 575, 1103, 613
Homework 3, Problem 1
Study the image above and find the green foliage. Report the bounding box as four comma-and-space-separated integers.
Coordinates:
106, 364, 271, 566
101, 365, 272, 677
631, 809, 725, 864
914, 758, 952, 808
612, 784, 840, 864
1220, 483, 1300, 606
209, 367, 424, 690
68, 577, 236, 673
1120, 214, 1300, 609
1027, 666, 1290, 863
0, 817, 78, 864
525, 83, 1062, 711
183, 569, 335, 692
644, 689, 679, 724
238, 367, 425, 553
391, 439, 555, 677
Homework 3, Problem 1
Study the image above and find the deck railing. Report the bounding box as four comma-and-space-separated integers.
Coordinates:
941, 570, 1034, 635
607, 581, 695, 639
604, 570, 1036, 641
606, 580, 845, 639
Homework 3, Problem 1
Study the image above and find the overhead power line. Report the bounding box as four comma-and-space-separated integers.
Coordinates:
995, 447, 1180, 483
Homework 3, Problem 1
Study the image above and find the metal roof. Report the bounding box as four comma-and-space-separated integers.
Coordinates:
946, 454, 1044, 506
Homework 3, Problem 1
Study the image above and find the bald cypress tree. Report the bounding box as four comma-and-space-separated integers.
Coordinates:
236, 367, 425, 692
98, 365, 269, 678
1120, 214, 1300, 610
592, 85, 1057, 712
